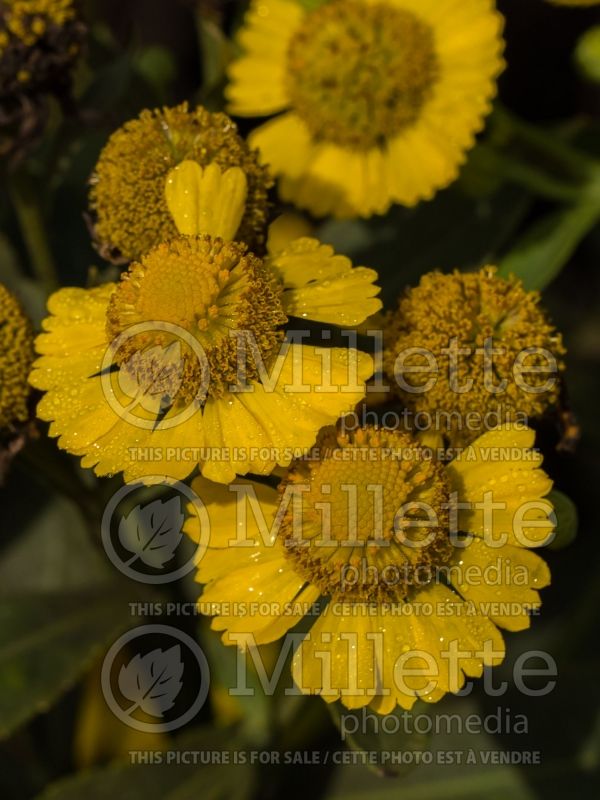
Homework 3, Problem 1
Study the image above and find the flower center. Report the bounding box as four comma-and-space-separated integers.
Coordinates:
106, 235, 287, 407
279, 427, 452, 603
0, 282, 34, 429
384, 267, 566, 446
89, 104, 273, 263
286, 0, 439, 150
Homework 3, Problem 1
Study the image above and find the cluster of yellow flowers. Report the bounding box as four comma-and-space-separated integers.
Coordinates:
14, 0, 574, 714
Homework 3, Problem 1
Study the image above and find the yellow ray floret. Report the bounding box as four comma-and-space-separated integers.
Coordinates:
186, 424, 554, 712
226, 0, 505, 217
165, 161, 249, 241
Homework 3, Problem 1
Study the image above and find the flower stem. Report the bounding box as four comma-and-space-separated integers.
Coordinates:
493, 105, 596, 179
9, 172, 59, 294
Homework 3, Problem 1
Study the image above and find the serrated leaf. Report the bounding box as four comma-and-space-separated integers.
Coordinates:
118, 497, 184, 569
498, 202, 600, 290
547, 489, 578, 550
0, 585, 141, 738
118, 646, 184, 717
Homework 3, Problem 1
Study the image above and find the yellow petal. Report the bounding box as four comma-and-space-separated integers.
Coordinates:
184, 475, 281, 549
450, 538, 551, 632
267, 237, 382, 325
267, 213, 313, 256
165, 160, 248, 241
200, 344, 373, 482
225, 0, 303, 116
446, 425, 555, 547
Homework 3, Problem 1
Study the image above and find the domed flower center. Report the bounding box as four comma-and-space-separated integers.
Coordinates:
89, 104, 273, 263
0, 282, 34, 429
106, 235, 287, 406
279, 428, 452, 602
286, 0, 439, 150
384, 267, 566, 446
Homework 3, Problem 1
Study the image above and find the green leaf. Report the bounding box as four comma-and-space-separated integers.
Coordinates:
37, 727, 254, 800
0, 233, 47, 324
199, 624, 272, 745
0, 584, 141, 738
498, 202, 600, 290
547, 490, 578, 551
330, 767, 535, 800
196, 13, 230, 106
133, 46, 176, 102
0, 497, 111, 593
328, 702, 430, 778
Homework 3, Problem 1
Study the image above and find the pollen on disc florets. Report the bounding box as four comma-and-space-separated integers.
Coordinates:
279, 426, 453, 603
89, 103, 273, 263
106, 235, 288, 405
286, 0, 439, 150
0, 282, 35, 430
383, 267, 566, 447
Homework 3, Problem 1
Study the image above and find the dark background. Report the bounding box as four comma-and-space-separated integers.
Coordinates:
1, 0, 600, 798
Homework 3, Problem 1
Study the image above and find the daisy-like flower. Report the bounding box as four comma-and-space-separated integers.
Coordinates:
88, 103, 273, 263
383, 267, 566, 448
30, 158, 381, 484
226, 0, 505, 218
185, 424, 554, 713
0, 0, 85, 160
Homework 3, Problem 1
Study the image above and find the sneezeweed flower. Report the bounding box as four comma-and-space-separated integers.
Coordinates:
226, 0, 505, 218
185, 424, 554, 713
31, 159, 381, 484
0, 282, 35, 478
88, 103, 273, 263
0, 0, 85, 160
383, 267, 566, 448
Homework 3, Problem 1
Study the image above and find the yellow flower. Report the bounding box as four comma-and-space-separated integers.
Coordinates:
185, 424, 553, 713
0, 282, 34, 430
226, 0, 505, 218
31, 161, 381, 484
89, 103, 273, 262
383, 267, 566, 448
